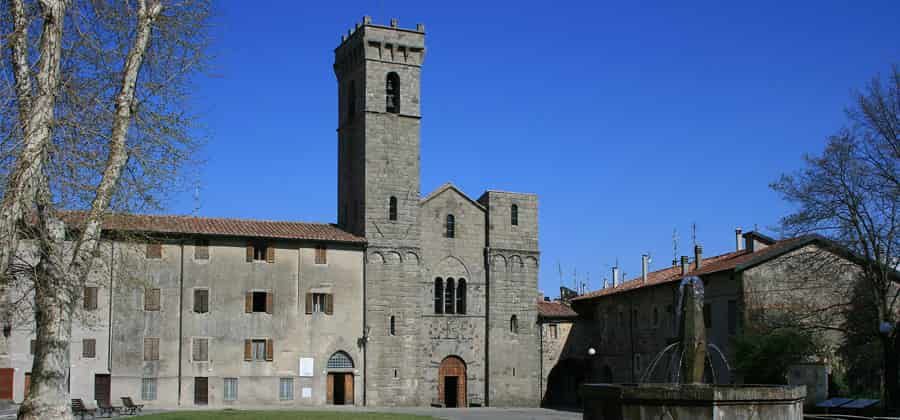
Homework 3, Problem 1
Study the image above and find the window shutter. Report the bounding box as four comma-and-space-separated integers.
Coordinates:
265, 339, 274, 361
246, 245, 253, 262
266, 246, 275, 264
305, 293, 313, 315
325, 294, 334, 315
266, 292, 273, 314
244, 292, 252, 313
153, 339, 159, 360
243, 340, 251, 361
192, 339, 200, 361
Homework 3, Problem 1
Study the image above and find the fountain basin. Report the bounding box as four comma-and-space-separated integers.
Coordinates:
581, 383, 806, 420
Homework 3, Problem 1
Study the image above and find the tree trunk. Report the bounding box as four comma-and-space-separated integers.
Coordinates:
884, 333, 900, 415
18, 263, 74, 420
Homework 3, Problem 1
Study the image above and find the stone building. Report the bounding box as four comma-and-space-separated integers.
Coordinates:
545, 230, 864, 406
0, 17, 541, 409
536, 299, 578, 407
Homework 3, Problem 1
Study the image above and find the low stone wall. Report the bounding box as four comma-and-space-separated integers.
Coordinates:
582, 383, 806, 420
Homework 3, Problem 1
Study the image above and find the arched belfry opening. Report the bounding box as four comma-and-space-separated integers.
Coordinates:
438, 356, 467, 408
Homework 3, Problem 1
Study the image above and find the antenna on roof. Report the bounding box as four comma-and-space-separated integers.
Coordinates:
672, 228, 679, 266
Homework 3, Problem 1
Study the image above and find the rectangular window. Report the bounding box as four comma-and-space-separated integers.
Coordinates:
728, 300, 738, 335
315, 245, 327, 265
194, 289, 209, 313
703, 303, 712, 329
549, 323, 558, 339
146, 243, 162, 259
194, 239, 209, 260
253, 244, 267, 261
224, 378, 238, 401
279, 377, 294, 401
193, 338, 208, 362
144, 338, 160, 361
314, 293, 326, 313
82, 339, 96, 359
252, 340, 266, 361
30, 339, 35, 355
244, 339, 273, 362
144, 288, 161, 311
83, 286, 98, 311
141, 378, 157, 401
246, 243, 274, 263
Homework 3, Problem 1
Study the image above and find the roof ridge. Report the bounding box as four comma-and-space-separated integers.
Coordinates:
64, 210, 337, 227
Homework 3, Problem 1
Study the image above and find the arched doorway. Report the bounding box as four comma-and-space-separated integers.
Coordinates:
326, 351, 354, 405
438, 356, 467, 408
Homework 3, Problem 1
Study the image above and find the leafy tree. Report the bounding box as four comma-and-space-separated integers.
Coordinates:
734, 328, 821, 385
772, 66, 899, 412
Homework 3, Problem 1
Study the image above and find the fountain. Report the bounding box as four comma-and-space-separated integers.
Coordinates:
581, 276, 806, 420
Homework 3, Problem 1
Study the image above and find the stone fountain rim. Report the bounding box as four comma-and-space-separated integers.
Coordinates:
582, 383, 807, 403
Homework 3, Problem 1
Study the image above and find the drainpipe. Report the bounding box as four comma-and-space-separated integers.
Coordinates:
177, 241, 185, 406
107, 241, 115, 373
362, 245, 367, 406
484, 247, 491, 407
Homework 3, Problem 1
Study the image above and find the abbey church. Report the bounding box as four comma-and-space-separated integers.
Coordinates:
0, 17, 542, 408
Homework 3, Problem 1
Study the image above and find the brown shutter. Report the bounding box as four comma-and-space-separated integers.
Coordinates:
266, 246, 275, 264
325, 294, 334, 315
153, 339, 160, 360
246, 245, 253, 262
305, 293, 313, 315
245, 292, 252, 313
265, 339, 274, 361
265, 292, 273, 314
243, 339, 252, 361
326, 374, 334, 404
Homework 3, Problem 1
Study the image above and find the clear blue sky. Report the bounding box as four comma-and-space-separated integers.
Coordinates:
171, 1, 899, 298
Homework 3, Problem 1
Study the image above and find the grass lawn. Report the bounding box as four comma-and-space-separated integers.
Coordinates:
138, 410, 436, 420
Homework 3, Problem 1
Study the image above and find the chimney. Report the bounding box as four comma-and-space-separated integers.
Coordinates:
681, 255, 689, 276
612, 266, 620, 287
694, 245, 703, 270
735, 228, 744, 251
641, 254, 650, 283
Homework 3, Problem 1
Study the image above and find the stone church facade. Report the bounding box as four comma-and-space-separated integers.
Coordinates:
0, 17, 541, 409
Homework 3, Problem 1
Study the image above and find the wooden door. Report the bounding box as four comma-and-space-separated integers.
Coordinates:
326, 374, 334, 404
94, 374, 111, 406
438, 356, 466, 408
0, 368, 12, 400
344, 374, 354, 405
194, 377, 208, 405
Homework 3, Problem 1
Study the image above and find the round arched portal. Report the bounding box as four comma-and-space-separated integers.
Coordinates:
438, 356, 467, 408
326, 351, 355, 405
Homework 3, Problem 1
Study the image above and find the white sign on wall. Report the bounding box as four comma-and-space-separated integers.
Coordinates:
299, 357, 314, 377
302, 387, 312, 398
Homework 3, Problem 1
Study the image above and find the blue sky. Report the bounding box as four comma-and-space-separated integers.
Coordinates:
172, 1, 899, 297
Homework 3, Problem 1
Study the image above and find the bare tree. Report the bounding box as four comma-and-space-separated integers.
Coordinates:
772, 66, 899, 412
0, 1, 209, 418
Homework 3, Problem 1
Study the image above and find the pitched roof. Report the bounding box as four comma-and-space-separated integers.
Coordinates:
61, 212, 366, 244
420, 183, 486, 211
572, 235, 814, 302
537, 300, 578, 319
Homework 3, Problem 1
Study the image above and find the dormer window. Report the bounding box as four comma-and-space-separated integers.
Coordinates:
386, 73, 400, 114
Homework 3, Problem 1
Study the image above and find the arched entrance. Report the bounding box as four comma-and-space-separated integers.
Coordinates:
438, 356, 467, 408
326, 351, 354, 405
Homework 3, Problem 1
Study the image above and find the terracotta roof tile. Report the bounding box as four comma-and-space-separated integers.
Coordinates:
537, 301, 578, 319
61, 212, 366, 244
572, 236, 811, 302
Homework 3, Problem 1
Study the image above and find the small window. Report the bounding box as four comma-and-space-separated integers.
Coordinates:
141, 378, 158, 401
315, 245, 327, 265
252, 292, 267, 313
83, 286, 98, 311
29, 339, 35, 355
728, 300, 737, 335
386, 72, 400, 113
244, 339, 273, 362
253, 244, 267, 261
549, 323, 559, 339
456, 278, 467, 315
314, 293, 326, 313
703, 303, 712, 329
146, 243, 162, 259
305, 293, 333, 315
194, 239, 209, 260
82, 339, 96, 358
252, 340, 267, 361
444, 278, 455, 315
327, 351, 354, 369
144, 338, 160, 361
510, 315, 519, 334
279, 377, 294, 401
144, 288, 161, 311
389, 316, 396, 336
193, 338, 209, 362
389, 196, 398, 221
224, 377, 238, 401
434, 278, 444, 315
194, 289, 209, 313
445, 214, 456, 238
511, 204, 518, 226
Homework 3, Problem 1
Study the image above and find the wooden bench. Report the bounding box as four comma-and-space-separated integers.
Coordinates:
121, 396, 143, 415
96, 399, 122, 417
71, 398, 96, 419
